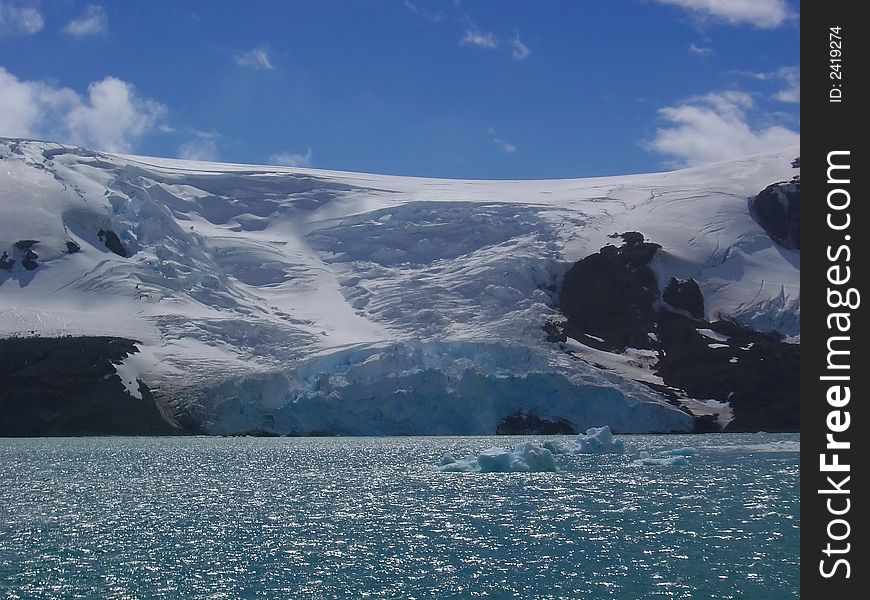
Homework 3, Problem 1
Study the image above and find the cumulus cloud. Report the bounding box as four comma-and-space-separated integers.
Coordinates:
269, 147, 313, 167
655, 0, 792, 28
234, 48, 274, 70
0, 67, 165, 153
461, 27, 497, 49
650, 90, 799, 167
0, 1, 44, 35
65, 78, 165, 153
0, 67, 73, 137
64, 4, 107, 37
511, 36, 530, 60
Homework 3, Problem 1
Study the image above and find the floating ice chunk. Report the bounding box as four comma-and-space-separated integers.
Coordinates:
633, 454, 688, 467
477, 447, 518, 472
438, 454, 478, 472
438, 442, 556, 473
704, 440, 799, 453
543, 426, 625, 455
439, 454, 457, 466
510, 442, 557, 472
575, 426, 625, 454
633, 446, 699, 466
541, 440, 563, 454
664, 447, 699, 457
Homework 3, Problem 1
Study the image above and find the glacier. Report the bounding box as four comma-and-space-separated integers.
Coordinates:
0, 138, 799, 435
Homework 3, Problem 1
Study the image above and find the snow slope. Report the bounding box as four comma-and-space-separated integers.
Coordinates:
0, 138, 799, 434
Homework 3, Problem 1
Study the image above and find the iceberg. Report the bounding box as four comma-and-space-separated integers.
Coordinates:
543, 426, 625, 455
632, 446, 700, 466
438, 442, 557, 473
633, 455, 689, 467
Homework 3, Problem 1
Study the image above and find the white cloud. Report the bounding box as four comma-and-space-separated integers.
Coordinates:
688, 43, 713, 57
494, 138, 516, 153
269, 147, 313, 167
774, 85, 798, 103
655, 0, 792, 28
734, 66, 800, 103
771, 66, 799, 103
234, 48, 274, 70
0, 67, 165, 153
0, 1, 44, 35
488, 127, 516, 153
64, 5, 107, 37
65, 78, 165, 153
187, 128, 219, 140
511, 36, 530, 60
461, 28, 497, 49
0, 67, 74, 137
650, 90, 799, 167
459, 20, 530, 61
403, 0, 442, 22
178, 139, 219, 162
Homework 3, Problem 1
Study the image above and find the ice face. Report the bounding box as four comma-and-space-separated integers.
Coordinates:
190, 342, 693, 436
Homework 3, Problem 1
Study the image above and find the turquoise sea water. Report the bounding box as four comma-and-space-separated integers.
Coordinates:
0, 434, 798, 599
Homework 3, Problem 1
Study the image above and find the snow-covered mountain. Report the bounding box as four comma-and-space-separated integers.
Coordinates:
0, 138, 799, 435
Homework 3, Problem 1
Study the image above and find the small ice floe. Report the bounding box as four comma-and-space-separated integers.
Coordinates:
704, 440, 800, 454
438, 442, 557, 472
664, 447, 700, 457
543, 425, 625, 455
632, 446, 700, 466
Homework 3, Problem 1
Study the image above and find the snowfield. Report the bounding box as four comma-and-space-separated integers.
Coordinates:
0, 138, 799, 434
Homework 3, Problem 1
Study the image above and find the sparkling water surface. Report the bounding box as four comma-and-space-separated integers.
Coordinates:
1, 434, 798, 599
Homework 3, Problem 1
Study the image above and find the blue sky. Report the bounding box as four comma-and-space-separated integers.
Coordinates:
0, 0, 799, 179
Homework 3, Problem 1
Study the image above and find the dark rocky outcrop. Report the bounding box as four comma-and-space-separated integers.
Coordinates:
13, 239, 39, 250
553, 232, 799, 432
0, 251, 12, 270
749, 179, 800, 250
98, 229, 127, 257
497, 412, 576, 435
662, 277, 704, 319
559, 232, 661, 352
654, 313, 799, 432
692, 414, 722, 433
65, 240, 81, 254
0, 336, 184, 436
22, 250, 38, 270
